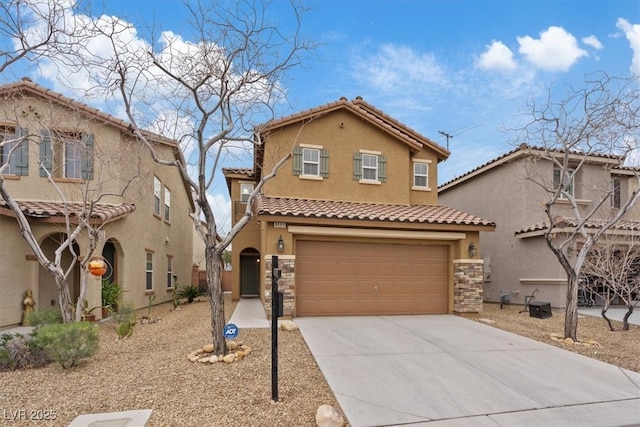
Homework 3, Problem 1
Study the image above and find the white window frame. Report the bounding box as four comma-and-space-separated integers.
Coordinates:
361, 153, 378, 182
240, 183, 253, 202
0, 126, 16, 175
302, 147, 320, 177
554, 168, 575, 199
145, 251, 154, 291
153, 177, 161, 216
63, 137, 82, 179
167, 255, 173, 289
412, 160, 430, 190
164, 186, 171, 222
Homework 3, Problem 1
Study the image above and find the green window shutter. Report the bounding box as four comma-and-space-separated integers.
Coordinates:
353, 152, 362, 180
81, 133, 94, 180
378, 155, 387, 182
39, 129, 52, 177
13, 128, 29, 176
320, 149, 329, 178
292, 146, 302, 176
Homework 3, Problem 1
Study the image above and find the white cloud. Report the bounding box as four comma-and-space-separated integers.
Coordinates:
517, 26, 587, 72
582, 35, 603, 50
352, 44, 446, 91
616, 18, 640, 76
477, 40, 517, 71
207, 193, 232, 236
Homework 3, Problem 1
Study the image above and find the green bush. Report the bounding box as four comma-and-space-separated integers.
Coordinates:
34, 322, 99, 369
176, 284, 205, 303
26, 308, 63, 328
113, 302, 136, 339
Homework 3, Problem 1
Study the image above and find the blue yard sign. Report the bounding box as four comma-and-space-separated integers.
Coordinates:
223, 323, 239, 339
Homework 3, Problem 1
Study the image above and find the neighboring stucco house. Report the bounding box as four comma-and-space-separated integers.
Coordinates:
224, 97, 495, 317
0, 79, 197, 328
439, 143, 640, 308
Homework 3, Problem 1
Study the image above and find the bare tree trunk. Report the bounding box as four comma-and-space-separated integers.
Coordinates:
206, 239, 226, 355
564, 273, 579, 340
601, 296, 615, 331
622, 305, 633, 331
54, 274, 74, 323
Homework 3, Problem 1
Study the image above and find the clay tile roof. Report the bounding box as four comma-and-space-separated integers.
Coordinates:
222, 167, 255, 177
515, 218, 640, 236
256, 195, 495, 227
0, 200, 135, 223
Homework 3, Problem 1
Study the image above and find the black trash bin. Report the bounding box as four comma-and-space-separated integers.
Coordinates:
529, 301, 552, 319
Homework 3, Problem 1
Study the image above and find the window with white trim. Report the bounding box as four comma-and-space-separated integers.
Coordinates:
40, 130, 94, 180
413, 162, 429, 189
1, 126, 28, 176
240, 183, 253, 202
164, 187, 171, 222
145, 251, 154, 291
362, 154, 378, 181
553, 168, 574, 199
167, 255, 173, 288
153, 177, 161, 215
302, 148, 320, 176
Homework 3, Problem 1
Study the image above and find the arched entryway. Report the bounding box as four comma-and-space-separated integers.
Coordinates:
101, 239, 119, 285
239, 248, 260, 297
38, 233, 80, 310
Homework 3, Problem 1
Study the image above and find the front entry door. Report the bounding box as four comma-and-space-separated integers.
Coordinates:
240, 255, 260, 296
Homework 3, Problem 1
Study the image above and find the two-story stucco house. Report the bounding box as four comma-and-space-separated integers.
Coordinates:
0, 79, 198, 328
224, 97, 495, 317
439, 143, 640, 308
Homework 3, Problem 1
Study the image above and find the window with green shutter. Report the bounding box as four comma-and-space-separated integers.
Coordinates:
354, 151, 386, 183
1, 126, 28, 176
39, 130, 94, 180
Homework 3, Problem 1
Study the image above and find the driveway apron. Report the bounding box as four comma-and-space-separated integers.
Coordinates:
296, 315, 640, 427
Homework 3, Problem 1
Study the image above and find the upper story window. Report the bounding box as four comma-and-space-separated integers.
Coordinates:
39, 130, 94, 180
611, 178, 621, 209
353, 150, 386, 184
553, 168, 574, 199
153, 176, 162, 216
1, 126, 28, 176
240, 183, 253, 202
164, 186, 171, 222
412, 161, 430, 190
292, 145, 329, 179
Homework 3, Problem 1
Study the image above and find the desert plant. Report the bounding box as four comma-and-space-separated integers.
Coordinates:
113, 302, 136, 339
25, 308, 63, 328
33, 322, 99, 369
145, 294, 157, 319
176, 284, 205, 304
101, 281, 122, 310
0, 333, 51, 371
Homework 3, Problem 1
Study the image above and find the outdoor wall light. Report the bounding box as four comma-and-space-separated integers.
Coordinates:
277, 235, 285, 253
468, 242, 476, 258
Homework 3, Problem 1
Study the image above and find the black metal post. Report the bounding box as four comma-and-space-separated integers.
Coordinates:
271, 255, 279, 402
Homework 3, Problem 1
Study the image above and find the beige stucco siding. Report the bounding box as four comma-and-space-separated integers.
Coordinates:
261, 111, 439, 205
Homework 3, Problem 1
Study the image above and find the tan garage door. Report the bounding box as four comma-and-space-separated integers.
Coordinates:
296, 241, 448, 316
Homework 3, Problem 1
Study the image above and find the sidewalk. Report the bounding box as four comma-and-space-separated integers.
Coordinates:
579, 306, 639, 325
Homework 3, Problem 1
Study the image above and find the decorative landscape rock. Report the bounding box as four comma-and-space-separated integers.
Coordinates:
187, 341, 250, 365
315, 404, 344, 427
280, 320, 299, 331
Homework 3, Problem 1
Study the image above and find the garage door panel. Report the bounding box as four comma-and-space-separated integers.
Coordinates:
297, 241, 449, 316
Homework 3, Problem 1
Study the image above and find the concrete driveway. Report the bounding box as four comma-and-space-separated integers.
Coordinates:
296, 315, 640, 427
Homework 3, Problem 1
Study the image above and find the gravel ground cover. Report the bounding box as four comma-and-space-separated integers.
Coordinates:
2, 298, 638, 426
476, 303, 640, 373
0, 295, 341, 426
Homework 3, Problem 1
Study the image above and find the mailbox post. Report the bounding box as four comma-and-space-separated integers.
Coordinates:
271, 255, 281, 402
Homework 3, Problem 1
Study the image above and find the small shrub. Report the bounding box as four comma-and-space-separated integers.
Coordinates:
34, 322, 99, 369
176, 284, 205, 303
0, 333, 51, 371
26, 308, 63, 328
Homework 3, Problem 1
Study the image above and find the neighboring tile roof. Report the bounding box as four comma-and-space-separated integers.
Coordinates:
0, 200, 135, 223
0, 79, 177, 147
222, 167, 255, 177
515, 218, 640, 236
256, 195, 495, 227
439, 143, 625, 191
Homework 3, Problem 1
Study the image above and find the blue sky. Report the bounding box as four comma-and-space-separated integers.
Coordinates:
2, 0, 639, 233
